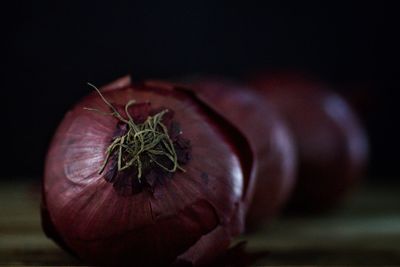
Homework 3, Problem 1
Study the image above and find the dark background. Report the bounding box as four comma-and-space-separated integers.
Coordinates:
2, 1, 399, 179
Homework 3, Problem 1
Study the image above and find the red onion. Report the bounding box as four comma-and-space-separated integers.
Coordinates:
250, 72, 369, 212
179, 78, 297, 228
41, 76, 254, 266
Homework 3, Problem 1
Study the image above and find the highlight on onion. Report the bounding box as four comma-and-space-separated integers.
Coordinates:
179, 77, 297, 228
250, 72, 369, 212
41, 76, 255, 266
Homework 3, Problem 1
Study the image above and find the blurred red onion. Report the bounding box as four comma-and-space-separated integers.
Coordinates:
250, 72, 369, 212
41, 76, 254, 266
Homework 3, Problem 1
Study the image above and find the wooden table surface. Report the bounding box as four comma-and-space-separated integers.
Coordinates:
1, 180, 399, 266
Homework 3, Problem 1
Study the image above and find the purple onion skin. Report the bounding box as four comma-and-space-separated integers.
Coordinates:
180, 78, 297, 229
251, 73, 369, 212
41, 77, 253, 266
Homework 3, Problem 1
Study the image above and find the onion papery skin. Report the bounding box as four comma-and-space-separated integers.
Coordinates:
41, 77, 252, 266
251, 73, 369, 212
180, 78, 297, 229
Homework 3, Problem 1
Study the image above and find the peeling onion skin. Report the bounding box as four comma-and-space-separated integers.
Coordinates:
251, 73, 369, 212
41, 77, 252, 266
179, 78, 297, 229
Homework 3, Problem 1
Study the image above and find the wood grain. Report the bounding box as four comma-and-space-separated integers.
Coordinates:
0, 181, 399, 266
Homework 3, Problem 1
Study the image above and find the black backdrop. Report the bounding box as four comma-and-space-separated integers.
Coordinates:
2, 1, 399, 179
